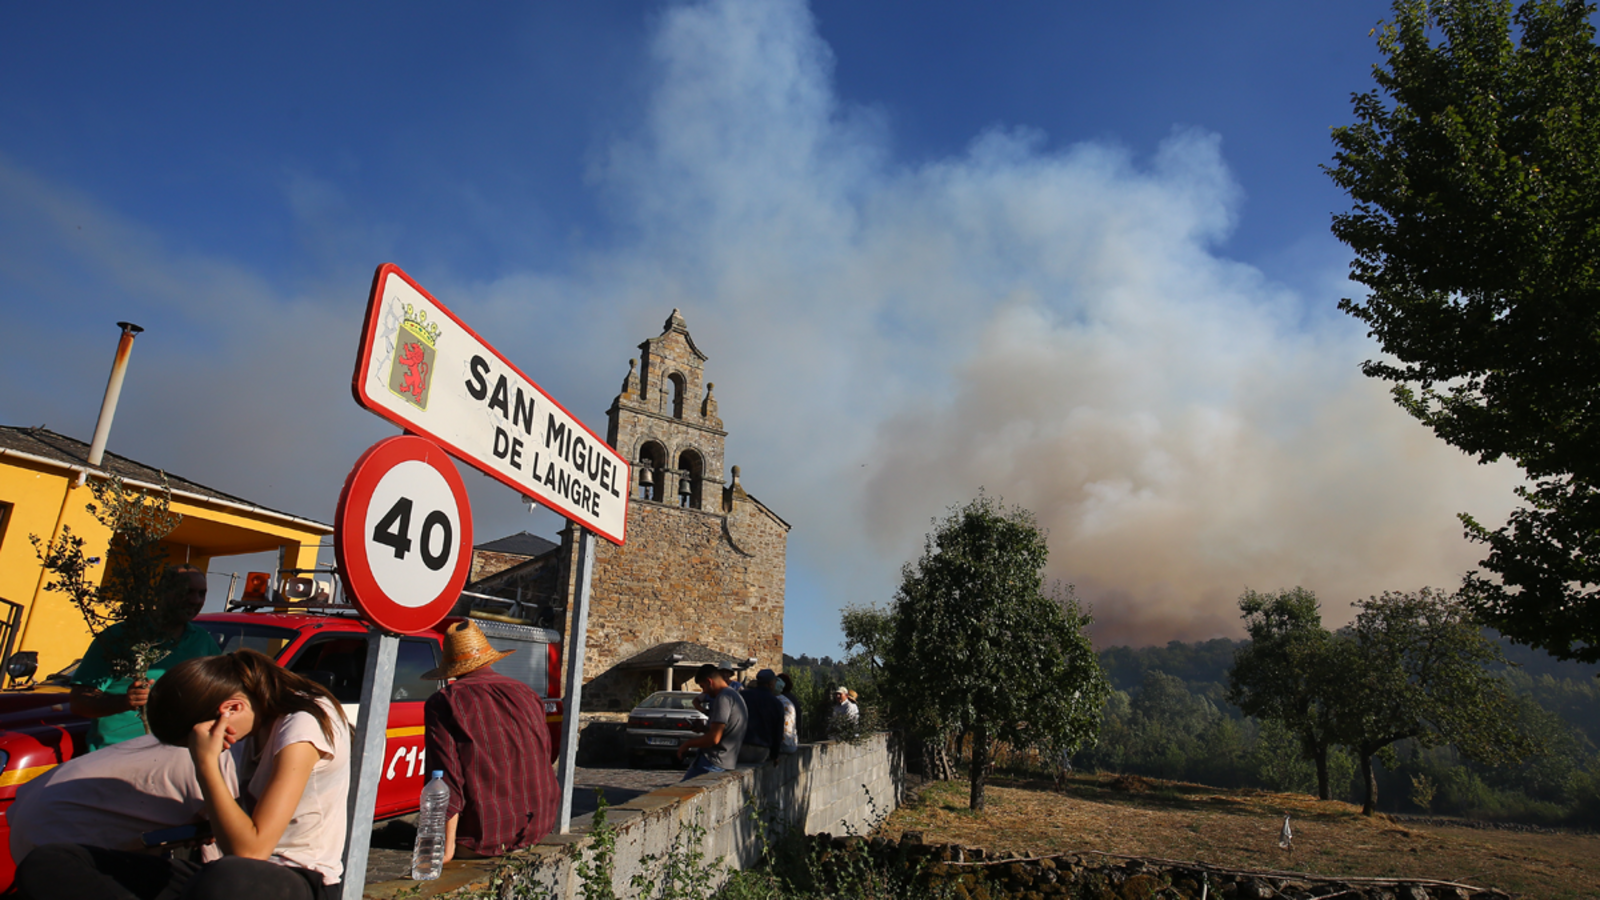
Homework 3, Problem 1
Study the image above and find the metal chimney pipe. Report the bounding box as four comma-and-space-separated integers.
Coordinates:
86, 322, 144, 468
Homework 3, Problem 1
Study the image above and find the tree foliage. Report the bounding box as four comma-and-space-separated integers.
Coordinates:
840, 603, 893, 686
1099, 638, 1242, 693
1333, 588, 1539, 814
882, 494, 1109, 810
1086, 630, 1600, 823
1227, 588, 1345, 800
1328, 0, 1600, 663
31, 476, 184, 688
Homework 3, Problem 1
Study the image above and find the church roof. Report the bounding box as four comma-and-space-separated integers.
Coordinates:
612, 640, 746, 670
474, 530, 559, 558
740, 492, 791, 530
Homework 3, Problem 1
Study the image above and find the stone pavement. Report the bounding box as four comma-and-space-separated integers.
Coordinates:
363, 765, 686, 885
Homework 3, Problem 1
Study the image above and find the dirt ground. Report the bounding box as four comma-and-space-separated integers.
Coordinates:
879, 774, 1600, 900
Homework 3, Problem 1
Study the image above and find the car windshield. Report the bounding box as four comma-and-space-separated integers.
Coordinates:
637, 692, 700, 711
200, 623, 299, 660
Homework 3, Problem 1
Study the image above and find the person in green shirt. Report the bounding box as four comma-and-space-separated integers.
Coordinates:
69, 564, 223, 750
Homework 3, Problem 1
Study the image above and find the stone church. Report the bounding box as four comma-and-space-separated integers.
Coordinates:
466, 310, 789, 709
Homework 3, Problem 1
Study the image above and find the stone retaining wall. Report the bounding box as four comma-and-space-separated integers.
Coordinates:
362, 733, 901, 899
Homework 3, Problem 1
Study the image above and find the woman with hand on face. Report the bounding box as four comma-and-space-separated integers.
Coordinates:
155, 649, 352, 899
15, 649, 352, 900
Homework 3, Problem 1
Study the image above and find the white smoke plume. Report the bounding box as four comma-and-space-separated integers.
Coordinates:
563, 0, 1522, 646
0, 0, 1522, 650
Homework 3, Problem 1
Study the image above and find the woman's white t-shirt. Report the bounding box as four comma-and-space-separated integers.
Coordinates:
247, 699, 351, 885
777, 695, 798, 753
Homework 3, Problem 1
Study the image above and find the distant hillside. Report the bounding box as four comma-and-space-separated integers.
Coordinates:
1097, 638, 1242, 695
1097, 631, 1597, 694
1485, 630, 1600, 681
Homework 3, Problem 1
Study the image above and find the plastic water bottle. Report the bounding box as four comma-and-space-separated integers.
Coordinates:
411, 770, 450, 881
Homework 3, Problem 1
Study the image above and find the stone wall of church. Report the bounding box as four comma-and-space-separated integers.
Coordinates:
562, 490, 787, 710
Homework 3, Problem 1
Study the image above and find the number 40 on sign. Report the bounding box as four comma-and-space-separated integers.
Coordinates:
335, 435, 474, 634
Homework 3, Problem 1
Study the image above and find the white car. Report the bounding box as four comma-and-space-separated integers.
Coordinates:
623, 691, 708, 766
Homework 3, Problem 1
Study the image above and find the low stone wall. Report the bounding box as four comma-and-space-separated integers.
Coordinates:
802, 832, 1512, 900
362, 734, 901, 899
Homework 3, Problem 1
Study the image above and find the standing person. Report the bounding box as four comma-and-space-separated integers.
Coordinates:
70, 564, 222, 750
675, 663, 747, 780
737, 669, 784, 765
828, 685, 859, 738
16, 649, 351, 900
422, 620, 558, 861
774, 672, 800, 754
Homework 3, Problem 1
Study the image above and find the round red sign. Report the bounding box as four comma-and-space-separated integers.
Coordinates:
335, 435, 474, 634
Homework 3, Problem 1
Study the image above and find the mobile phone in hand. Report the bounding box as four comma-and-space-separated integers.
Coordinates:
141, 821, 212, 849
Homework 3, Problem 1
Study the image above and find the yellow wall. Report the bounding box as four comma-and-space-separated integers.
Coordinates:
0, 460, 107, 678
0, 456, 329, 676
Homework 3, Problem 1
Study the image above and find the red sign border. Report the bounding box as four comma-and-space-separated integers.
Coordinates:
351, 262, 628, 546
335, 434, 475, 634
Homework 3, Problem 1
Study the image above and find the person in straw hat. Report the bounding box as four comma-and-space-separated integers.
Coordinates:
422, 619, 558, 861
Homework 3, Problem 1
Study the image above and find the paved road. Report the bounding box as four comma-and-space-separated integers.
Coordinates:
364, 764, 686, 884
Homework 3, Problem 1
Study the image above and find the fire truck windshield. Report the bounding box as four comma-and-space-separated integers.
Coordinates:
199, 622, 299, 659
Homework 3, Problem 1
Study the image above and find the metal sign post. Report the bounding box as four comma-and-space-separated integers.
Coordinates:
333, 434, 473, 897
555, 528, 596, 834
341, 632, 399, 900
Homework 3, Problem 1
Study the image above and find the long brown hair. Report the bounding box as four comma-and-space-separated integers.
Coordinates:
149, 649, 349, 746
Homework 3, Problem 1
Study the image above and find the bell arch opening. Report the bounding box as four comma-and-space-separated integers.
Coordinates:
676, 449, 704, 509
638, 441, 668, 502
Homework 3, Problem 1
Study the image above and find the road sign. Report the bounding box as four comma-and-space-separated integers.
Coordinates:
351, 263, 629, 545
334, 434, 474, 634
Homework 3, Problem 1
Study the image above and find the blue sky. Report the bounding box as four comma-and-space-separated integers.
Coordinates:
1, 1, 1523, 656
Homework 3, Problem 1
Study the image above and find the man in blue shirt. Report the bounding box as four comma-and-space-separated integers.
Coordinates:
738, 669, 784, 764
70, 565, 222, 750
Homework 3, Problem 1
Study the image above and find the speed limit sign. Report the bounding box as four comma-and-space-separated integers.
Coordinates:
335, 434, 474, 633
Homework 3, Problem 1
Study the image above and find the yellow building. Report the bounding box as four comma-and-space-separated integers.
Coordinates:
0, 425, 332, 677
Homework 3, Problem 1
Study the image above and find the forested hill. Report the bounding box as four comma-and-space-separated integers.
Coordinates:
1087, 632, 1600, 825
1097, 638, 1243, 695
1096, 631, 1597, 693
1494, 635, 1600, 681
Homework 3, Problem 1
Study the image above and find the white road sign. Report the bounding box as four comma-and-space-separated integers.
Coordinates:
352, 263, 629, 545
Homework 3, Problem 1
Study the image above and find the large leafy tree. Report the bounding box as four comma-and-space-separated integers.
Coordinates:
1332, 588, 1537, 815
1328, 0, 1600, 663
883, 494, 1109, 811
1227, 588, 1344, 800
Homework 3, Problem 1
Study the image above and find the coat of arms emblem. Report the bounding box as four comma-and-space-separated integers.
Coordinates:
388, 303, 441, 410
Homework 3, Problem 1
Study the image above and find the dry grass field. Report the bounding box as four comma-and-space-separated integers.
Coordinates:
879, 774, 1600, 900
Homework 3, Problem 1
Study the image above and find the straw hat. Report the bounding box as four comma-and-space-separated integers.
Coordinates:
424, 619, 516, 679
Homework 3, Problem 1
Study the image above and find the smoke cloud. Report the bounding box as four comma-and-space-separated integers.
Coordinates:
568, 0, 1522, 645
0, 0, 1522, 649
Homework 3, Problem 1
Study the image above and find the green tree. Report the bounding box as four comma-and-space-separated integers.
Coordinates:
839, 603, 893, 700
1227, 588, 1345, 800
1250, 718, 1320, 794
30, 476, 183, 731
1333, 588, 1538, 815
883, 494, 1109, 810
1328, 0, 1600, 663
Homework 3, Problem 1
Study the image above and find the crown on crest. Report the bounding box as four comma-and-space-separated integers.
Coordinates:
401, 303, 442, 347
